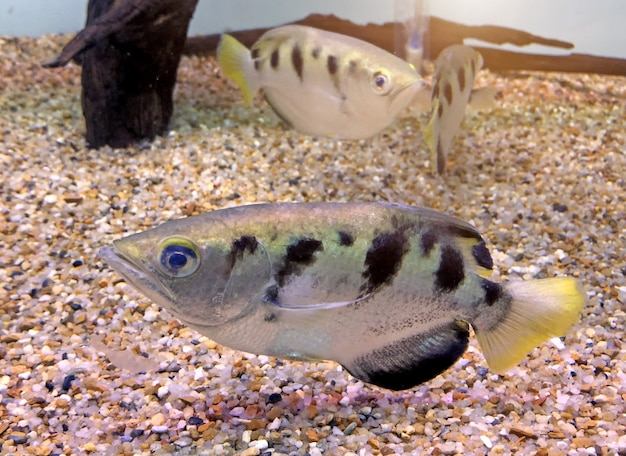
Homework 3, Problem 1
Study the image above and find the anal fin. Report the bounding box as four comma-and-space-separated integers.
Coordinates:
344, 320, 470, 390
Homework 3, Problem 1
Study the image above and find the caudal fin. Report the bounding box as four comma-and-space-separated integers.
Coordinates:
216, 34, 259, 106
476, 277, 585, 373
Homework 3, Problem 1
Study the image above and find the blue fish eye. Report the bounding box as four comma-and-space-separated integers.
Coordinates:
167, 250, 189, 269
371, 71, 391, 95
158, 240, 200, 277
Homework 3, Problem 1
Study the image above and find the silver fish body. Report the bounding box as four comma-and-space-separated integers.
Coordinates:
217, 25, 424, 139
100, 203, 584, 390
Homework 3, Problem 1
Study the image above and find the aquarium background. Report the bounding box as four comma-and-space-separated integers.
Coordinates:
1, 0, 626, 58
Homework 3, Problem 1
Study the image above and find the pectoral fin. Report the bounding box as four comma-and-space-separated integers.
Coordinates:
468, 87, 497, 111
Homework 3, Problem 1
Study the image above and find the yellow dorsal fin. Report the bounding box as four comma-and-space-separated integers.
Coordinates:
216, 34, 259, 106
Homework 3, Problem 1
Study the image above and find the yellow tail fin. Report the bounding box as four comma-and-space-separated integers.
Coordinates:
216, 34, 259, 106
476, 277, 585, 373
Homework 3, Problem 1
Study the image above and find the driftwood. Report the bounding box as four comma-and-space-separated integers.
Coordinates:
45, 0, 198, 148
184, 14, 626, 77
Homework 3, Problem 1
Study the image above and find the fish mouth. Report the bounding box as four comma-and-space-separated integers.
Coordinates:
390, 78, 425, 110
98, 245, 177, 311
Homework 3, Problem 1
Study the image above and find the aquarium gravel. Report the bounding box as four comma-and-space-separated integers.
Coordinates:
0, 35, 625, 456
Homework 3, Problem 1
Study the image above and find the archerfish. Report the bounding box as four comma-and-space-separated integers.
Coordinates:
99, 203, 584, 391
424, 45, 497, 174
216, 25, 424, 139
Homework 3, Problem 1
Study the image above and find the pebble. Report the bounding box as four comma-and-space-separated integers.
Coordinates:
150, 413, 166, 426
143, 308, 160, 322
239, 447, 260, 456
43, 194, 58, 204
248, 439, 269, 450
1, 33, 624, 456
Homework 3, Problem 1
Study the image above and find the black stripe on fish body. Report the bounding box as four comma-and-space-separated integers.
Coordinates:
434, 244, 465, 292
345, 320, 470, 390
232, 235, 258, 255
338, 231, 354, 247
437, 141, 446, 174
472, 241, 494, 270
286, 238, 323, 262
480, 278, 503, 306
327, 55, 338, 75
326, 55, 343, 94
361, 227, 411, 294
348, 60, 358, 76
437, 101, 444, 119
457, 67, 466, 92
291, 45, 304, 80
275, 237, 323, 286
227, 235, 259, 268
420, 230, 438, 255
270, 48, 280, 69
311, 47, 321, 59
251, 48, 260, 60
443, 82, 453, 106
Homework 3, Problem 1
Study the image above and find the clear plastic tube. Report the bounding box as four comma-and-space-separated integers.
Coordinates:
394, 0, 429, 71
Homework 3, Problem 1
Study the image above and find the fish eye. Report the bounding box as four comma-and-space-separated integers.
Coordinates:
371, 70, 392, 95
157, 237, 200, 278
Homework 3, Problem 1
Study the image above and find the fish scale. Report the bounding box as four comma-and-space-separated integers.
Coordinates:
100, 202, 585, 390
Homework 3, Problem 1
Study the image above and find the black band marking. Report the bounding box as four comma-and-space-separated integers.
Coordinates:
457, 67, 466, 92
472, 241, 494, 270
443, 82, 453, 106
228, 235, 259, 268
338, 231, 354, 247
270, 48, 280, 69
327, 55, 338, 75
291, 45, 304, 80
346, 320, 470, 390
276, 237, 323, 286
481, 279, 502, 306
361, 227, 410, 294
437, 142, 446, 174
434, 244, 465, 292
420, 230, 438, 255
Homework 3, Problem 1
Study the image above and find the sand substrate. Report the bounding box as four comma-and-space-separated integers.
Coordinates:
0, 35, 625, 456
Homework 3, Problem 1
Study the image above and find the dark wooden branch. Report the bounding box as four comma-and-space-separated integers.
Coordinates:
45, 0, 199, 148
183, 13, 626, 77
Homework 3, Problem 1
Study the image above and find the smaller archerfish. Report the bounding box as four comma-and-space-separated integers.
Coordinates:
99, 203, 584, 391
424, 45, 497, 174
216, 25, 424, 139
